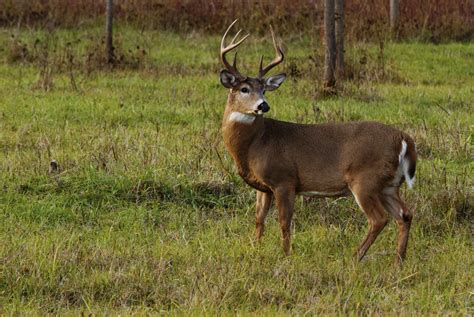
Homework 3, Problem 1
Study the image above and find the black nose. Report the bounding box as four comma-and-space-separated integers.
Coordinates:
257, 102, 270, 113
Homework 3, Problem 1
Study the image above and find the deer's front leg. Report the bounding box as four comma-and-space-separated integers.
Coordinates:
274, 187, 296, 255
256, 190, 273, 241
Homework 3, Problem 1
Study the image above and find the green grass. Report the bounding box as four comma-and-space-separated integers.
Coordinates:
0, 27, 473, 314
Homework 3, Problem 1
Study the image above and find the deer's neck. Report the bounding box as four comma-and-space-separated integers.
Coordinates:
222, 105, 265, 184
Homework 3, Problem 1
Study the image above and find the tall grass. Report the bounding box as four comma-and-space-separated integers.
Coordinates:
1, 0, 472, 41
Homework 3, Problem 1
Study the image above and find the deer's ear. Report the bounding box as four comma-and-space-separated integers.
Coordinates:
220, 70, 239, 88
265, 73, 286, 91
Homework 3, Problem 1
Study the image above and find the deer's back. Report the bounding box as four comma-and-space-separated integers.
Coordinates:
253, 119, 409, 191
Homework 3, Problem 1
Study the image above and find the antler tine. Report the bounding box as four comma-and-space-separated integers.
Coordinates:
228, 32, 250, 51
258, 25, 284, 78
220, 19, 249, 79
233, 52, 238, 68
231, 29, 243, 45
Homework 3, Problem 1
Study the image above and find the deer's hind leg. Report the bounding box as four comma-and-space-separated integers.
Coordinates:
350, 179, 389, 261
380, 187, 413, 265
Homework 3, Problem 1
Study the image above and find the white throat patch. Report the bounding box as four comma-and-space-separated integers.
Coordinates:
228, 112, 255, 124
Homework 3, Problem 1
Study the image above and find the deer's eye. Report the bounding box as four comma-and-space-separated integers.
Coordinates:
240, 87, 250, 93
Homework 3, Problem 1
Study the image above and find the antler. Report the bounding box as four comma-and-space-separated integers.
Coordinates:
258, 26, 284, 78
220, 19, 249, 80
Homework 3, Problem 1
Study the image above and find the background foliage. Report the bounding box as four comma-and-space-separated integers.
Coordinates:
0, 0, 473, 41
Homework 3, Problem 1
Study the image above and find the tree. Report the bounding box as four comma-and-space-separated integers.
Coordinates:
324, 0, 336, 91
335, 0, 345, 79
106, 0, 114, 64
390, 0, 399, 35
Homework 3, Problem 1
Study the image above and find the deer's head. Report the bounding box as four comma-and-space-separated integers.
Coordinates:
219, 20, 286, 120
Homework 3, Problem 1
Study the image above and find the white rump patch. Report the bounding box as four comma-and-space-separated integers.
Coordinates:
228, 112, 255, 124
396, 140, 415, 189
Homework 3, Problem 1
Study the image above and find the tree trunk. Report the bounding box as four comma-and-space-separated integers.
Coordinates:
335, 0, 345, 80
324, 0, 336, 91
390, 0, 399, 35
106, 0, 114, 64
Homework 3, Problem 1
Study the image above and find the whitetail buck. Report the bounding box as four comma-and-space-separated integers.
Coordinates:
219, 20, 417, 264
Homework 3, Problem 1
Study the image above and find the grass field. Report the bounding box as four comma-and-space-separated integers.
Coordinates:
0, 27, 473, 314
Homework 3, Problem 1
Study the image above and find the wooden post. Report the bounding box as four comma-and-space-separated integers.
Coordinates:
335, 0, 345, 79
324, 0, 336, 91
390, 0, 399, 35
106, 0, 114, 64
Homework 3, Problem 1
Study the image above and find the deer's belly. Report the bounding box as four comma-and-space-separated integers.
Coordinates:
298, 189, 350, 197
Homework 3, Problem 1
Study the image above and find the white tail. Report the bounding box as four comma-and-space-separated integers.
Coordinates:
399, 140, 415, 189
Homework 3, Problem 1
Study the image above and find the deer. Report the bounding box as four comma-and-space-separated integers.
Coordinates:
218, 20, 417, 264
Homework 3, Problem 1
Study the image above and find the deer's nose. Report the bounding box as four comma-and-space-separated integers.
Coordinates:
257, 101, 270, 113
